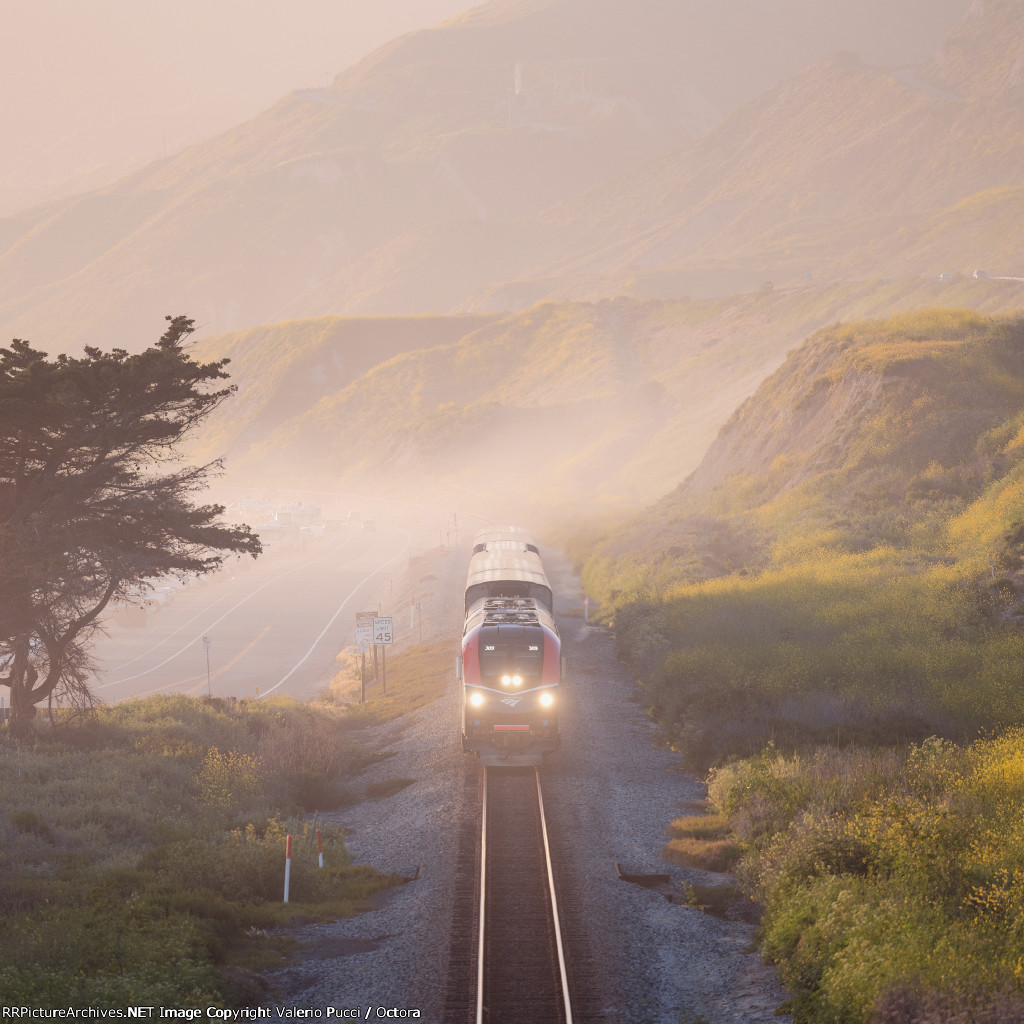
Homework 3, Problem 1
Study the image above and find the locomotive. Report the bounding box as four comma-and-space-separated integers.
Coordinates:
459, 527, 561, 766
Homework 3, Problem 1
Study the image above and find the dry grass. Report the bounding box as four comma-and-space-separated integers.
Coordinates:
662, 837, 744, 873
325, 640, 453, 726
666, 814, 733, 841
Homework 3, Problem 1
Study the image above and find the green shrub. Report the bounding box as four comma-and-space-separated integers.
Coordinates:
0, 894, 225, 1006
715, 733, 1024, 1024
0, 695, 396, 1005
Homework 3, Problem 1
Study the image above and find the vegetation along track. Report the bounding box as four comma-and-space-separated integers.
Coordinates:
472, 766, 573, 1024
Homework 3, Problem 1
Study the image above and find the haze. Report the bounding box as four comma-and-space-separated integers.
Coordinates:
8, 2, 1024, 1016
4, 0, 1013, 526
0, 0, 470, 215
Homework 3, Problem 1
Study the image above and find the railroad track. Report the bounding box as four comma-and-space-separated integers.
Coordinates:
476, 766, 573, 1024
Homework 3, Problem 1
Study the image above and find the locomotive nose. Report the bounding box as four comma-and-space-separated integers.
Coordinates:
462, 527, 561, 765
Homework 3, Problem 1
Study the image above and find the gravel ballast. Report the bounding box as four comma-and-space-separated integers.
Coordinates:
262, 545, 789, 1024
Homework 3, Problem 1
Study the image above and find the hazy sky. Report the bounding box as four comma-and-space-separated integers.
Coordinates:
0, 0, 472, 215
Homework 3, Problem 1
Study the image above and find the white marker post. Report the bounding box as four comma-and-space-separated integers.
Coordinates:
317, 829, 324, 869
283, 834, 292, 903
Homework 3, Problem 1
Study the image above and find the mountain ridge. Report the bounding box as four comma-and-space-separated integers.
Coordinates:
0, 0, 972, 352
186, 277, 1024, 525
488, 10, 1024, 305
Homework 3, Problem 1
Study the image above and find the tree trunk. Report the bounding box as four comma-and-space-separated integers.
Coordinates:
4, 633, 68, 738
9, 682, 38, 738
6, 639, 40, 738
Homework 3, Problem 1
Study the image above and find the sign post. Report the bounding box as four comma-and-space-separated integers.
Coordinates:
355, 612, 375, 702
373, 616, 393, 695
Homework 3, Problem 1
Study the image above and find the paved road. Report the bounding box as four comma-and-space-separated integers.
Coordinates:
90, 522, 411, 704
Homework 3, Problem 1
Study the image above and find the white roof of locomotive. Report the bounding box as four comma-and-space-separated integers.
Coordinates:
466, 527, 549, 592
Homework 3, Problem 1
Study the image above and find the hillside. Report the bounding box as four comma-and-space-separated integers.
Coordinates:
583, 305, 1024, 578
481, 0, 1024, 306
0, 0, 970, 352
566, 308, 1024, 1024
186, 313, 495, 462
919, 0, 1024, 102
576, 309, 1024, 761
188, 277, 1024, 524
683, 312, 1023, 503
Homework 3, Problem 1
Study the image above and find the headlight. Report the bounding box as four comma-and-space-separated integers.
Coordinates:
539, 691, 554, 707
469, 692, 485, 707
501, 675, 511, 687
513, 675, 522, 687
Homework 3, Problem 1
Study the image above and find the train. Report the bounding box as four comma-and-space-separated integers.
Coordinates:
459, 526, 561, 766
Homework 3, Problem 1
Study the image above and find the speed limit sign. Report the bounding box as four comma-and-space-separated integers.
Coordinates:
373, 616, 393, 644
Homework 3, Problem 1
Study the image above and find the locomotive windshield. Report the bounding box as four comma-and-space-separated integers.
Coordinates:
479, 627, 544, 684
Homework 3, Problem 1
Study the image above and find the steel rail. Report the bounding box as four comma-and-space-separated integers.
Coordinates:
476, 767, 488, 1024
475, 767, 572, 1024
536, 768, 574, 1024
